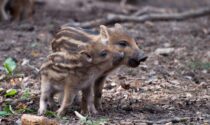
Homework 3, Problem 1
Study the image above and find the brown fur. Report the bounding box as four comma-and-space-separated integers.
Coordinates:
0, 0, 9, 20
38, 42, 123, 116
0, 0, 34, 21
51, 24, 147, 111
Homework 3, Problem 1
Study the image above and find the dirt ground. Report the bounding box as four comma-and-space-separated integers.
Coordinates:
0, 0, 210, 124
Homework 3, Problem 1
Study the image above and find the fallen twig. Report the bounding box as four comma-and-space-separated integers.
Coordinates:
132, 6, 174, 16
133, 117, 190, 124
154, 117, 189, 124
21, 114, 59, 125
85, 1, 137, 14
70, 7, 210, 28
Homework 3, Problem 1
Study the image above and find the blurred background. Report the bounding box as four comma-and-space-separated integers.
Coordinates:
0, 0, 210, 124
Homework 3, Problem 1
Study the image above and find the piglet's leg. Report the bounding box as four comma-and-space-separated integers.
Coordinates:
38, 77, 51, 115
94, 76, 106, 110
82, 84, 98, 115
47, 91, 56, 109
56, 85, 76, 116
81, 90, 87, 114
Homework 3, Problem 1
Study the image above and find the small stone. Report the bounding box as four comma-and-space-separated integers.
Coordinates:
120, 121, 132, 125
186, 93, 192, 98
0, 74, 6, 81
21, 58, 30, 66
138, 123, 147, 125
170, 80, 180, 85
165, 122, 173, 125
184, 76, 193, 80
111, 82, 117, 87
163, 43, 171, 47
144, 21, 154, 27
139, 64, 148, 71
202, 70, 208, 74
155, 48, 175, 56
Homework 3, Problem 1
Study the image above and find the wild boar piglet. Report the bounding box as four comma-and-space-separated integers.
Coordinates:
38, 43, 124, 116
51, 24, 147, 110
0, 0, 34, 21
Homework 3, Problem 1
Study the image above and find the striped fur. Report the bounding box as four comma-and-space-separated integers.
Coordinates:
51, 27, 99, 53
46, 24, 146, 115
38, 40, 124, 115
40, 52, 84, 73
47, 24, 146, 114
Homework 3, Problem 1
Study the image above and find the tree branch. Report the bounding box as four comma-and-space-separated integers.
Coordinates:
70, 7, 210, 28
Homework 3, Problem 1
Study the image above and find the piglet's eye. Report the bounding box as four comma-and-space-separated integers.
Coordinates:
99, 50, 108, 57
118, 40, 128, 47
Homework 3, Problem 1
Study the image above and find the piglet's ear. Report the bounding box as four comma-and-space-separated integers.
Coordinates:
100, 25, 110, 45
80, 51, 93, 63
48, 52, 66, 63
114, 23, 124, 31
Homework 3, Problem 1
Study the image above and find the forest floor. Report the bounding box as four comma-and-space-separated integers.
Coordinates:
0, 0, 210, 124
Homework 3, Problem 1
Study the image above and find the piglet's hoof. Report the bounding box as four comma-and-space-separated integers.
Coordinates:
89, 106, 98, 115
56, 108, 65, 116
38, 108, 45, 116
81, 108, 98, 115
95, 101, 103, 111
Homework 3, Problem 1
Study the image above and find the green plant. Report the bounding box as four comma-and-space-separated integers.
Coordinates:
3, 57, 17, 75
0, 102, 35, 116
0, 105, 16, 117
16, 108, 35, 114
0, 111, 10, 117
21, 89, 31, 100
45, 110, 57, 118
5, 89, 17, 97
188, 61, 210, 70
